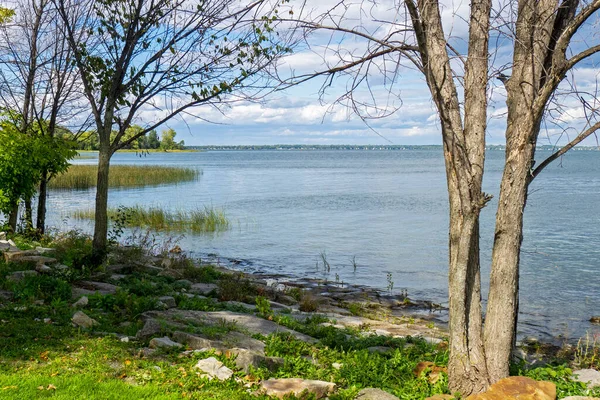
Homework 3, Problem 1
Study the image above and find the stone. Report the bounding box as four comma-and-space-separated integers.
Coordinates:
259, 378, 335, 399
222, 331, 266, 355
560, 397, 600, 400
72, 311, 99, 328
332, 362, 342, 370
78, 281, 119, 295
0, 232, 6, 240
367, 346, 394, 354
136, 318, 162, 340
158, 296, 177, 309
226, 348, 284, 373
0, 242, 10, 251
189, 283, 218, 295
4, 250, 41, 263
72, 296, 89, 308
35, 247, 55, 254
424, 396, 455, 400
36, 265, 53, 274
356, 388, 401, 400
7, 239, 16, 247
149, 336, 182, 349
194, 357, 233, 381
466, 376, 555, 400
158, 269, 183, 279
15, 255, 57, 265
140, 348, 157, 358
172, 331, 217, 350
7, 270, 38, 282
590, 317, 600, 324
573, 369, 600, 388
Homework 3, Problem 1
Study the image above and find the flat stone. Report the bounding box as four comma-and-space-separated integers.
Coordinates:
158, 296, 177, 309
15, 255, 57, 265
189, 283, 218, 295
4, 250, 41, 263
136, 318, 163, 340
35, 265, 53, 274
357, 388, 401, 400
560, 397, 600, 400
7, 270, 38, 282
573, 369, 600, 388
425, 396, 455, 400
222, 331, 266, 355
0, 232, 6, 240
466, 376, 555, 400
367, 346, 394, 354
172, 331, 219, 350
149, 336, 182, 349
77, 281, 119, 295
157, 269, 183, 279
72, 296, 89, 308
194, 357, 233, 380
72, 311, 99, 328
223, 301, 257, 311
259, 378, 335, 399
35, 247, 55, 254
227, 348, 284, 373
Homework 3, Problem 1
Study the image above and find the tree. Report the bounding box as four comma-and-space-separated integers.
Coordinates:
55, 0, 291, 257
286, 0, 600, 394
159, 128, 184, 150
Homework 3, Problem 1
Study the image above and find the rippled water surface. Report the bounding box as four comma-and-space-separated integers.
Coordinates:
48, 149, 600, 340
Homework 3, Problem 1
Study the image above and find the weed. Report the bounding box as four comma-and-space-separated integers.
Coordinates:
386, 272, 394, 294
574, 332, 600, 369
182, 264, 222, 283
217, 273, 259, 302
320, 251, 331, 272
12, 275, 72, 303
299, 293, 319, 313
351, 255, 358, 272
256, 296, 273, 318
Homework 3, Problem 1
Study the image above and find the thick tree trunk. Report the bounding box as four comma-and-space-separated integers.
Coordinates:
92, 145, 111, 260
24, 197, 33, 232
8, 202, 19, 232
36, 171, 48, 234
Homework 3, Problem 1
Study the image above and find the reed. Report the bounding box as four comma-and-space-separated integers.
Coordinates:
72, 205, 229, 233
49, 165, 199, 190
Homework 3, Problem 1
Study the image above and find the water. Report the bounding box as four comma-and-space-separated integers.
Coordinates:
48, 149, 600, 341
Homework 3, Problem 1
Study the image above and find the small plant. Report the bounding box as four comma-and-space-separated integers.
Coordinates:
182, 264, 222, 283
299, 293, 319, 312
256, 296, 273, 318
386, 272, 394, 294
108, 205, 132, 244
351, 255, 358, 272
217, 272, 258, 302
574, 332, 600, 369
319, 251, 330, 272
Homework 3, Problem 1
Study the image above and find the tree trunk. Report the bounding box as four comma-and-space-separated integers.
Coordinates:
92, 144, 111, 260
36, 171, 48, 234
8, 202, 19, 232
24, 197, 33, 232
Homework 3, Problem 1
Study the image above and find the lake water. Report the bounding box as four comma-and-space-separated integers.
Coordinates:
48, 149, 600, 341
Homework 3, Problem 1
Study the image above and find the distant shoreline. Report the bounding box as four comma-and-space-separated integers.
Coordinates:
78, 149, 201, 154
185, 144, 600, 151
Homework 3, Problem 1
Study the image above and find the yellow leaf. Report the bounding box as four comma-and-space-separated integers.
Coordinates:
37, 386, 44, 390
124, 360, 132, 366
47, 384, 57, 390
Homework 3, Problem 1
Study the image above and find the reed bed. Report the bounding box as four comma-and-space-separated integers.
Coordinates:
49, 165, 199, 190
72, 205, 230, 233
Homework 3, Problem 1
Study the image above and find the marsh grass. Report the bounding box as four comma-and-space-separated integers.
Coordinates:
73, 205, 230, 233
49, 164, 199, 190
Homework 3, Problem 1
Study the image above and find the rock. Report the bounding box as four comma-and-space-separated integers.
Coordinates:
14, 255, 57, 265
158, 296, 177, 309
35, 247, 55, 254
158, 269, 183, 279
560, 397, 600, 400
590, 317, 600, 324
140, 348, 157, 358
259, 378, 335, 399
367, 346, 394, 354
4, 250, 41, 263
424, 396, 455, 400
78, 281, 118, 295
223, 301, 257, 311
356, 388, 401, 400
226, 348, 284, 373
7, 239, 16, 247
149, 336, 182, 349
0, 290, 13, 300
0, 232, 6, 240
136, 318, 162, 340
189, 283, 218, 295
332, 362, 342, 370
222, 331, 266, 355
72, 296, 89, 308
573, 369, 600, 388
72, 311, 99, 328
466, 376, 555, 400
194, 357, 233, 381
35, 264, 53, 274
172, 331, 218, 350
0, 242, 10, 251
7, 270, 38, 282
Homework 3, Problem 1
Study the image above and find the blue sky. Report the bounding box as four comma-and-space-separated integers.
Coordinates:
140, 0, 600, 147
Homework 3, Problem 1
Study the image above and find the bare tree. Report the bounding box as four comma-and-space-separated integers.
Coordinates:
55, 0, 291, 257
281, 0, 600, 394
0, 0, 89, 233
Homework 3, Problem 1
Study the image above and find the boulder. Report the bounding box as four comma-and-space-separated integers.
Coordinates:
72, 311, 99, 328
259, 378, 335, 399
194, 357, 233, 381
573, 369, 600, 388
4, 250, 40, 263
158, 296, 177, 309
466, 376, 555, 400
15, 255, 57, 265
149, 336, 182, 349
72, 296, 89, 308
424, 396, 455, 400
189, 283, 218, 295
172, 331, 218, 350
157, 269, 183, 279
136, 318, 163, 340
0, 232, 6, 240
226, 348, 284, 373
222, 331, 266, 355
35, 265, 53, 274
356, 388, 401, 400
560, 397, 600, 400
77, 281, 118, 295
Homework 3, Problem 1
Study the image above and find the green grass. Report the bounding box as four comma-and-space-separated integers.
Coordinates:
49, 165, 199, 190
72, 205, 230, 233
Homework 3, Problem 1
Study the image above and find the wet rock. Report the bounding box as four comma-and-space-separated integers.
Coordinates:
149, 336, 182, 349
194, 357, 233, 380
259, 378, 335, 399
158, 296, 177, 309
7, 270, 38, 282
356, 388, 401, 400
573, 369, 600, 388
136, 318, 163, 340
72, 296, 89, 308
466, 376, 555, 400
72, 311, 99, 328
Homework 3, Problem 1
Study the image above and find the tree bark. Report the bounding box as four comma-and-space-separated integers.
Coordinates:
36, 171, 48, 234
92, 142, 111, 260
8, 202, 19, 232
24, 197, 33, 232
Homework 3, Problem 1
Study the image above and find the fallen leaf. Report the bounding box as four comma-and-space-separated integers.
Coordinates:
124, 360, 132, 366
37, 386, 44, 390
47, 384, 57, 390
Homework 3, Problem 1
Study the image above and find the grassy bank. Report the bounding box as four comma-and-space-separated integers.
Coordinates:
72, 205, 230, 233
50, 165, 199, 190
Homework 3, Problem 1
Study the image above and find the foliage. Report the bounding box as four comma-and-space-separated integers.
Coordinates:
160, 128, 185, 151
217, 272, 261, 302
182, 264, 222, 283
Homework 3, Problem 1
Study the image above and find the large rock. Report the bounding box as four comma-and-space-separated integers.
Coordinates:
77, 281, 119, 295
259, 378, 335, 399
72, 311, 99, 328
189, 283, 218, 295
222, 331, 266, 355
149, 337, 182, 349
466, 376, 555, 400
158, 296, 177, 309
573, 369, 600, 388
172, 331, 219, 350
136, 318, 163, 340
72, 296, 89, 308
0, 232, 6, 240
226, 348, 284, 373
194, 357, 233, 381
356, 388, 401, 400
560, 397, 600, 400
424, 396, 455, 400
4, 250, 41, 263
7, 270, 38, 282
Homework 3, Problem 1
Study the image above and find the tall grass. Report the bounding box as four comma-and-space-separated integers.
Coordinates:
72, 205, 230, 233
49, 165, 199, 190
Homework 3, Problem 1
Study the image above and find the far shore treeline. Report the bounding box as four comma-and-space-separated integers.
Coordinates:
72, 126, 185, 151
